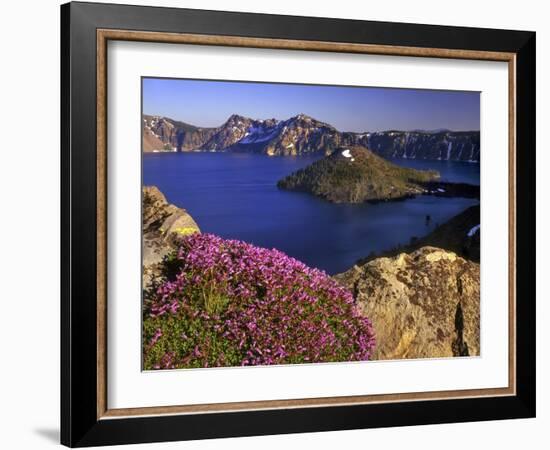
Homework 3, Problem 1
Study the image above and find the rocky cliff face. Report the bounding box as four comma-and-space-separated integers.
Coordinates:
335, 246, 480, 360
230, 113, 348, 156
142, 186, 200, 285
202, 115, 280, 151
143, 113, 480, 161
362, 131, 480, 162
143, 115, 216, 152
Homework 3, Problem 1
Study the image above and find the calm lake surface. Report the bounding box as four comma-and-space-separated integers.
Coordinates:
143, 153, 480, 274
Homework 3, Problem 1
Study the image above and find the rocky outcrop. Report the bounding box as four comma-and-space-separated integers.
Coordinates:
142, 113, 480, 161
143, 124, 167, 151
335, 246, 480, 360
143, 186, 200, 285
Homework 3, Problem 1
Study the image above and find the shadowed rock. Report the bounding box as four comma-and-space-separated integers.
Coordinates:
358, 205, 480, 264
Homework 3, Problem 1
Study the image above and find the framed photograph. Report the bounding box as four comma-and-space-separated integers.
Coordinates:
61, 1, 536, 447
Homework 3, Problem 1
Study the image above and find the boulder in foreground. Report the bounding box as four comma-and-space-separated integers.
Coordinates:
335, 246, 479, 360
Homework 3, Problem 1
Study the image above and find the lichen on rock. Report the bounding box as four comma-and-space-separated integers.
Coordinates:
142, 185, 200, 287
334, 246, 479, 360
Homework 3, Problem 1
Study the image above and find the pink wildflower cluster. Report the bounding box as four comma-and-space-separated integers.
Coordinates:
143, 233, 375, 369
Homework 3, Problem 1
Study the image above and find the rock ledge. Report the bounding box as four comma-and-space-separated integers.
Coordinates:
143, 186, 200, 284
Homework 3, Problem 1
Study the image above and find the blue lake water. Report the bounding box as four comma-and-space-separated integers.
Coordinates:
389, 158, 481, 185
143, 153, 480, 274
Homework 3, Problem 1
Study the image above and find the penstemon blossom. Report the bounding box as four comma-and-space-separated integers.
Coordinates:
143, 233, 375, 369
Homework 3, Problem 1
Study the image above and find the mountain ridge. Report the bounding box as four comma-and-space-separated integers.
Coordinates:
143, 113, 480, 161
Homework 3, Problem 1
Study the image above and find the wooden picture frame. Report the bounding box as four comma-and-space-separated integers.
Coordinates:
61, 1, 536, 447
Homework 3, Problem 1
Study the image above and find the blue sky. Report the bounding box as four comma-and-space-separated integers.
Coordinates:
142, 78, 480, 132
